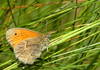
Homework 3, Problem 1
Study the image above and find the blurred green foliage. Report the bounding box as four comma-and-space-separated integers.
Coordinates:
0, 0, 100, 70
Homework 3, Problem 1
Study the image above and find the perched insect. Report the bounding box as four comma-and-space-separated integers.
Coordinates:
6, 28, 49, 64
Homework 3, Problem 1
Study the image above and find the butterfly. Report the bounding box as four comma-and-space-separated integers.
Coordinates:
6, 28, 49, 64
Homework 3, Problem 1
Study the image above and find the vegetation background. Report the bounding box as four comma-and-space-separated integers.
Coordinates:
0, 0, 100, 70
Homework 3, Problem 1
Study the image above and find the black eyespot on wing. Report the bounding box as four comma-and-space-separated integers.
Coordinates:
14, 33, 17, 35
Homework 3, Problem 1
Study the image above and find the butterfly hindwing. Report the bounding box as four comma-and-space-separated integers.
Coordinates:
14, 37, 42, 64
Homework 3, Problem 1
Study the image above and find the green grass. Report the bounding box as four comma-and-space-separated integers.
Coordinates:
0, 0, 100, 70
